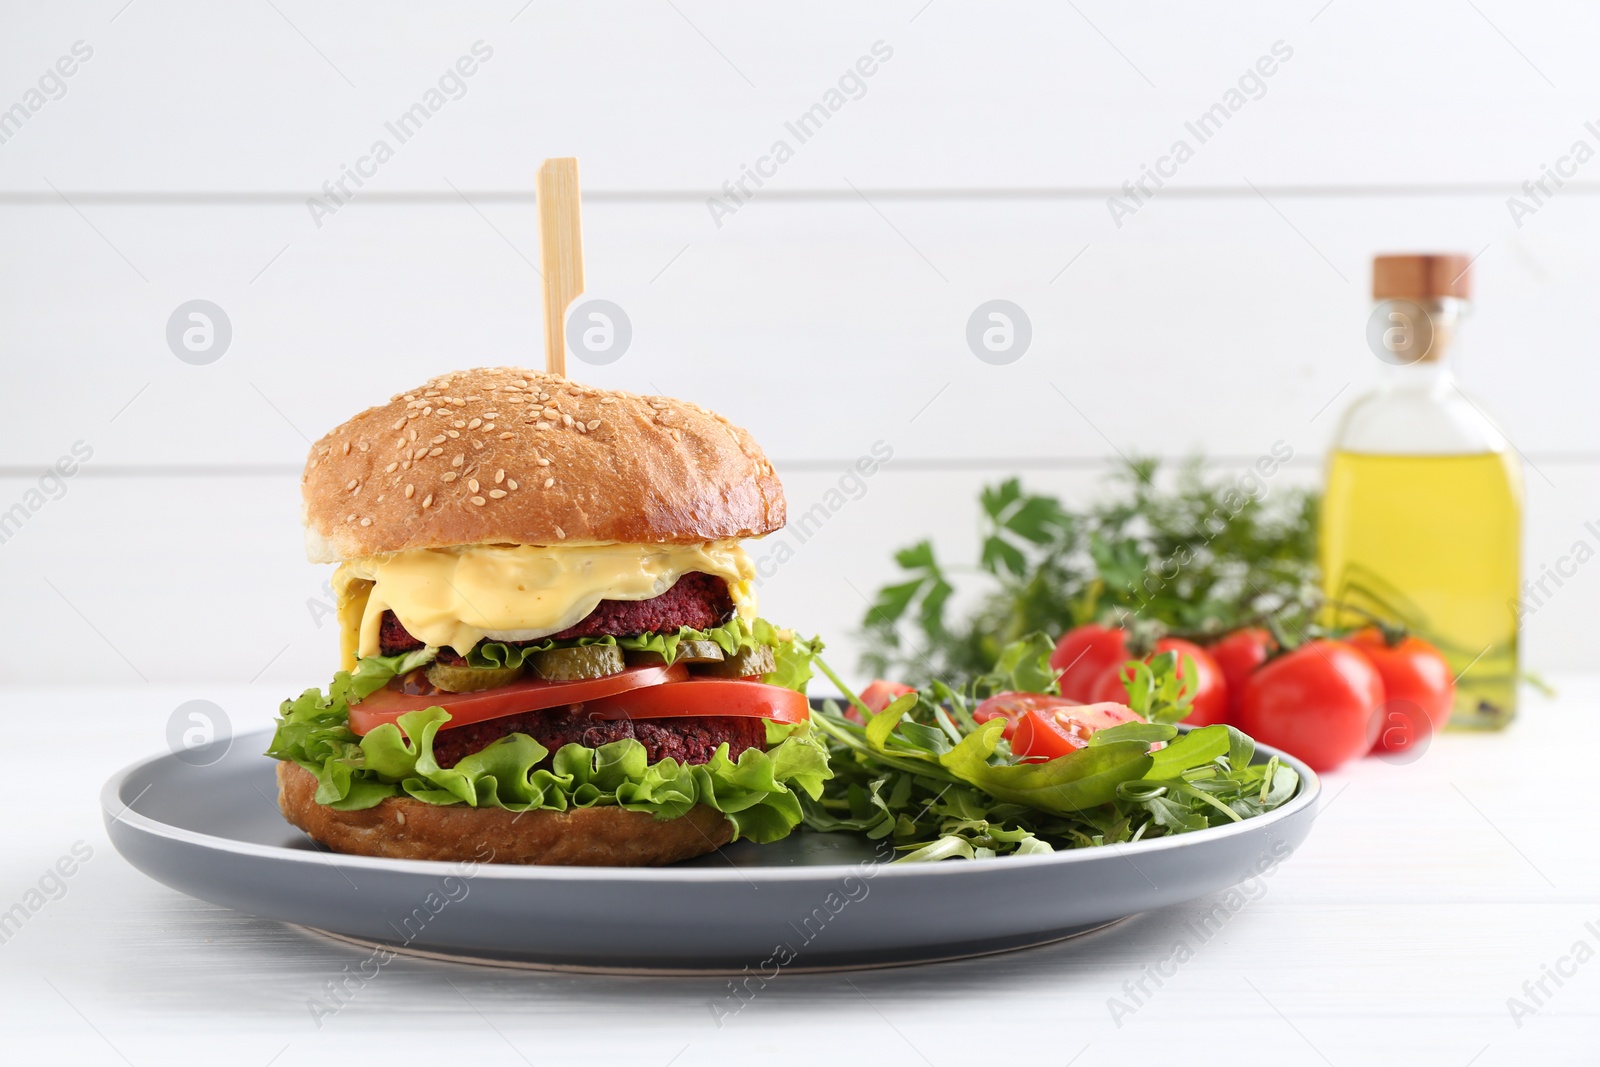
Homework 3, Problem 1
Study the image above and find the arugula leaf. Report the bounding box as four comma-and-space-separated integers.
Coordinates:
938, 722, 1153, 813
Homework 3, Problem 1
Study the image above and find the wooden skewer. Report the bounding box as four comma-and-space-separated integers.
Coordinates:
536, 157, 585, 377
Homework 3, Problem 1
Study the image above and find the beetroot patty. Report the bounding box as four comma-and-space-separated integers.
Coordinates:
428, 707, 768, 770
378, 572, 736, 661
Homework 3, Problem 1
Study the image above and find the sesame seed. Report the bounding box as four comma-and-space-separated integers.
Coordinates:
450, 398, 465, 407
494, 469, 505, 483
346, 479, 358, 490
600, 397, 615, 405
358, 441, 370, 452
385, 462, 398, 473
342, 441, 351, 455
537, 457, 550, 466
427, 447, 443, 457
535, 422, 551, 431
544, 477, 555, 488
452, 454, 464, 467
453, 419, 466, 429
401, 460, 411, 470
431, 434, 446, 445
468, 478, 480, 492
423, 406, 433, 415
488, 489, 507, 499
413, 447, 428, 459
422, 494, 433, 507
408, 428, 418, 441
587, 420, 600, 431
562, 414, 574, 427
391, 418, 406, 431
484, 423, 495, 430
575, 422, 587, 433
470, 495, 486, 506
472, 440, 484, 450
484, 412, 499, 419
404, 484, 415, 498
442, 471, 458, 482
359, 517, 372, 526
346, 513, 356, 523
507, 479, 518, 490
467, 418, 482, 430
499, 432, 514, 440
554, 526, 566, 539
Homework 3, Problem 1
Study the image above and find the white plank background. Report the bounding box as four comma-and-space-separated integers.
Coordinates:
2, 0, 1597, 687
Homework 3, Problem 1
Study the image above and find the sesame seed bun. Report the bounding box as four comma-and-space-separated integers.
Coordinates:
301, 367, 786, 562
276, 761, 732, 866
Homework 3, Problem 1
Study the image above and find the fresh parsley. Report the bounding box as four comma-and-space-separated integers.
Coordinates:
861, 458, 1319, 686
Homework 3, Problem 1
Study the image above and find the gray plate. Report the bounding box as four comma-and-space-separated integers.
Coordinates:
102, 729, 1320, 973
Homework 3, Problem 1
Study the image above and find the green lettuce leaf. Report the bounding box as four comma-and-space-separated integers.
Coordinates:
466, 617, 765, 670
265, 628, 831, 844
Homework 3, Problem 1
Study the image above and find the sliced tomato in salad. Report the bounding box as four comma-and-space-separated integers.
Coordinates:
973, 691, 1078, 740
347, 662, 689, 736
582, 678, 811, 724
1012, 701, 1142, 763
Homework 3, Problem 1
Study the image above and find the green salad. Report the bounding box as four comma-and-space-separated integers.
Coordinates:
803, 636, 1301, 860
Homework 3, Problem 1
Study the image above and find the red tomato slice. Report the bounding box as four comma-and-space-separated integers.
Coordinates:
348, 662, 688, 736
850, 679, 916, 723
1013, 701, 1142, 762
974, 691, 1069, 740
581, 678, 811, 724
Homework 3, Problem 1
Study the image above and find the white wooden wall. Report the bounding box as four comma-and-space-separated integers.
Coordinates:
3, 0, 1598, 687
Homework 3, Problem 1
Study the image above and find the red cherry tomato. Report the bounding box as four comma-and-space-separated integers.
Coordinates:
581, 678, 811, 724
1208, 628, 1276, 717
1012, 701, 1141, 762
1346, 628, 1454, 756
348, 663, 687, 736
849, 679, 916, 723
1237, 640, 1384, 772
973, 691, 1074, 740
1088, 638, 1230, 726
1050, 624, 1129, 701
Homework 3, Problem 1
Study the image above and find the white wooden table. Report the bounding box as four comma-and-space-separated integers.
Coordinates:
4, 681, 1595, 1065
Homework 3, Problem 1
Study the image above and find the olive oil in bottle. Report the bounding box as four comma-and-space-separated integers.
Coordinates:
1320, 254, 1522, 728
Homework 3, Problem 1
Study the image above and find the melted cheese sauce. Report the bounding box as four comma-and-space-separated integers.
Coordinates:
331, 541, 757, 667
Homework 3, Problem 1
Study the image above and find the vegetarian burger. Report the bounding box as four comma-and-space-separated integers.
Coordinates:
269, 367, 829, 866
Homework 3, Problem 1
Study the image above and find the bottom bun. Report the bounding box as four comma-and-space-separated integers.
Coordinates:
275, 761, 732, 866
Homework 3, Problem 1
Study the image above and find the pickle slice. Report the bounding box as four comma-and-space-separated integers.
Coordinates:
624, 640, 725, 667
424, 662, 523, 694
530, 645, 626, 681
693, 645, 776, 679
673, 640, 726, 664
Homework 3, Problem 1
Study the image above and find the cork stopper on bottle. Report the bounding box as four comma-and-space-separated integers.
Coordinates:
1372, 254, 1473, 301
